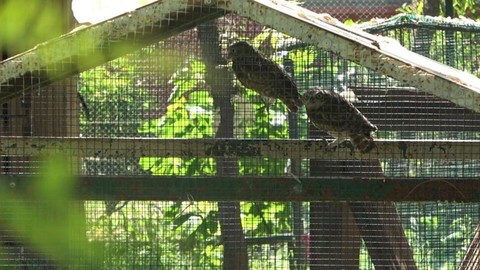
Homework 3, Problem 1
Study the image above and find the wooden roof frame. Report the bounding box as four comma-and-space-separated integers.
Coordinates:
1, 0, 480, 112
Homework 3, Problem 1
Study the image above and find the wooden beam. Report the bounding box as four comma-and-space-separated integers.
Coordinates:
2, 176, 479, 202
0, 0, 224, 102
221, 0, 480, 113
0, 137, 478, 160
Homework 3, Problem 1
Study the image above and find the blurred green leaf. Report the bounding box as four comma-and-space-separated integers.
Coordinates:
0, 154, 102, 267
0, 0, 65, 53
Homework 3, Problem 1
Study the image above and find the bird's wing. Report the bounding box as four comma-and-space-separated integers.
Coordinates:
307, 90, 376, 133
256, 57, 298, 96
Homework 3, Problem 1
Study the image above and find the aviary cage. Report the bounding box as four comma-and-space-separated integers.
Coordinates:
1, 0, 480, 269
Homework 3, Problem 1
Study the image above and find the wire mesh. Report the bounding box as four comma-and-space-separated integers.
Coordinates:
302, 0, 406, 21
82, 13, 480, 268
1, 1, 480, 269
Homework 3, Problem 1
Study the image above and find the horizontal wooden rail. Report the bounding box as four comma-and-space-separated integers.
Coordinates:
1, 176, 479, 202
0, 137, 478, 160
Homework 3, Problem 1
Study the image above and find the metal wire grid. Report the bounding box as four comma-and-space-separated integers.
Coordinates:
17, 201, 465, 269
301, 0, 406, 21
359, 16, 480, 179
0, 2, 480, 270
73, 14, 480, 178
0, 199, 476, 269
69, 14, 480, 269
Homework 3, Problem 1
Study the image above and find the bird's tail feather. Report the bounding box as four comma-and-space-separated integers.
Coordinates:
349, 132, 376, 154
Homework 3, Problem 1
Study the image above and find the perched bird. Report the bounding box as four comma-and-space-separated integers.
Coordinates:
302, 87, 377, 153
227, 41, 302, 112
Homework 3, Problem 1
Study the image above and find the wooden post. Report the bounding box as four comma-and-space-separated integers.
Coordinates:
308, 127, 361, 269
198, 21, 249, 270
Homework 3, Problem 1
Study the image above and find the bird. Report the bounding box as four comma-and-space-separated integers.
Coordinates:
227, 41, 302, 113
301, 87, 377, 153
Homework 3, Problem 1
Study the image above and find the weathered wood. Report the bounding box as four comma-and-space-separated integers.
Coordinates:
309, 202, 360, 269
349, 202, 417, 270
285, 58, 307, 270
0, 0, 225, 102
0, 137, 478, 160
459, 223, 480, 270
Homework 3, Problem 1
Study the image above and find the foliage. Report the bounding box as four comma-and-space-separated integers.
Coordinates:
396, 1, 424, 15
88, 201, 222, 268
0, 0, 65, 55
138, 58, 215, 176
396, 0, 479, 19
452, 0, 478, 18
400, 203, 478, 269
79, 55, 154, 137
75, 21, 480, 269
0, 155, 102, 268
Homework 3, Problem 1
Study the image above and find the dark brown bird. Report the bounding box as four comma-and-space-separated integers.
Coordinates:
302, 87, 377, 153
227, 41, 302, 112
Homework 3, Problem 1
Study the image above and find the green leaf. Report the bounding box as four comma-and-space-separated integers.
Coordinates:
344, 19, 355, 26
